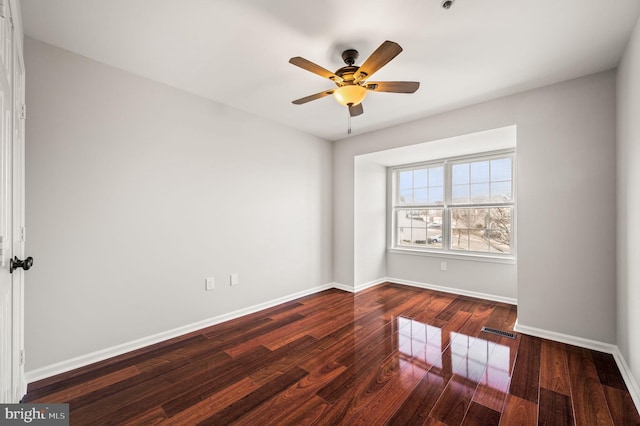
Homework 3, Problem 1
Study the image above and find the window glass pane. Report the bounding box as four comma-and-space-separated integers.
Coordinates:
398, 226, 411, 245
399, 170, 413, 189
414, 188, 428, 204
491, 181, 512, 202
470, 183, 490, 203
452, 184, 469, 204
471, 228, 490, 252
451, 229, 470, 251
451, 209, 470, 228
414, 169, 428, 188
412, 227, 427, 245
399, 188, 413, 205
429, 167, 444, 187
488, 208, 512, 254
452, 164, 469, 185
470, 161, 490, 183
491, 158, 512, 181
411, 210, 427, 228
428, 186, 444, 205
450, 207, 512, 254
397, 209, 443, 248
426, 209, 443, 248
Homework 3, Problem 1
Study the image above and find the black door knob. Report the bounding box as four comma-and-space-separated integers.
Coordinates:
10, 256, 33, 273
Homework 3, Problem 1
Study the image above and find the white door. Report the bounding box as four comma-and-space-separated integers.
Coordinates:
10, 20, 25, 403
0, 0, 26, 403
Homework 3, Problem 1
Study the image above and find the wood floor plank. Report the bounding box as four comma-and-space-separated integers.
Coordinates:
591, 350, 628, 391
538, 388, 574, 426
461, 401, 501, 426
316, 323, 396, 404
349, 359, 428, 425
23, 334, 210, 401
198, 366, 308, 425
387, 344, 459, 425
161, 336, 317, 418
313, 351, 407, 424
429, 333, 498, 425
23, 284, 638, 425
602, 384, 640, 426
508, 334, 541, 403
471, 337, 512, 412
236, 360, 347, 425
31, 365, 139, 403
566, 345, 614, 426
157, 377, 259, 425
499, 394, 537, 425
122, 406, 168, 425
273, 395, 331, 425
539, 339, 571, 396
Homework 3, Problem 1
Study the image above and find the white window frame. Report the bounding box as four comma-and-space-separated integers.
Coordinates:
389, 149, 516, 262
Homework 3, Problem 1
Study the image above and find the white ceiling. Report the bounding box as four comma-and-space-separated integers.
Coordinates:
20, 0, 640, 141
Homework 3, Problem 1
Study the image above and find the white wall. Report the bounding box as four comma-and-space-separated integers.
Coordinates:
24, 37, 333, 372
617, 16, 640, 392
353, 159, 387, 286
334, 70, 617, 343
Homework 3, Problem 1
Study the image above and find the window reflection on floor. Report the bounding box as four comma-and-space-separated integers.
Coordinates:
397, 317, 510, 390
398, 317, 442, 370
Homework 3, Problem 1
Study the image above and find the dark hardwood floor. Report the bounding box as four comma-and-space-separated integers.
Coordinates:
24, 283, 640, 425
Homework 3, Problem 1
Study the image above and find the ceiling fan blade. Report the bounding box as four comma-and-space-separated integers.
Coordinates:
354, 41, 403, 82
289, 57, 343, 83
366, 81, 420, 93
349, 103, 364, 117
292, 89, 335, 105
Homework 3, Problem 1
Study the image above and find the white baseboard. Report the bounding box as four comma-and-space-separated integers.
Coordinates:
514, 323, 640, 412
611, 347, 640, 411
386, 277, 518, 305
354, 278, 388, 292
25, 283, 335, 384
513, 323, 616, 353
331, 282, 355, 293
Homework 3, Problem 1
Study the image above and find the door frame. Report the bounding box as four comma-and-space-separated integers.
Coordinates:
11, 16, 25, 401
0, 0, 25, 403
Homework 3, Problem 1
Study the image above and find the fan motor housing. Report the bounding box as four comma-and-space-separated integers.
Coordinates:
335, 65, 359, 83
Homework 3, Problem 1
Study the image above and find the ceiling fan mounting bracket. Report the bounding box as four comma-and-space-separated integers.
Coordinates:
341, 49, 359, 66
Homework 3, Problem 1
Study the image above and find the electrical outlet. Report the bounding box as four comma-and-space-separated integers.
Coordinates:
205, 277, 215, 290
440, 261, 447, 271
230, 273, 239, 286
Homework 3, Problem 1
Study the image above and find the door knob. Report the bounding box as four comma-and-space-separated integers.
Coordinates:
10, 256, 33, 273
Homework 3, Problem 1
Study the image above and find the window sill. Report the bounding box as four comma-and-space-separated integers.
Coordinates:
388, 247, 517, 264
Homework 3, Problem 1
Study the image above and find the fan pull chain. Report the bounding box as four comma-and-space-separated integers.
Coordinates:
348, 109, 352, 135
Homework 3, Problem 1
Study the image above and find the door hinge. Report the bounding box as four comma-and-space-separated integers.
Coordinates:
19, 349, 25, 366
19, 104, 26, 120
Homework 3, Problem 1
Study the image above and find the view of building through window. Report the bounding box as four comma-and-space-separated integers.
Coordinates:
393, 151, 515, 256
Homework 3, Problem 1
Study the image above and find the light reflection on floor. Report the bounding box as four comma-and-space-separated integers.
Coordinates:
397, 316, 510, 391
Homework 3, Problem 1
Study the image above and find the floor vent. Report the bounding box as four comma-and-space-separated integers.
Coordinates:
481, 326, 516, 339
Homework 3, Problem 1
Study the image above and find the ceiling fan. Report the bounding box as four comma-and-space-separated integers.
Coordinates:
289, 40, 420, 121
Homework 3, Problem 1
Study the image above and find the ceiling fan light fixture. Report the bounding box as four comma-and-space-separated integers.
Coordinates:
333, 85, 367, 106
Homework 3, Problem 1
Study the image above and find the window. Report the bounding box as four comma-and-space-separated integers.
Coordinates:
392, 151, 515, 258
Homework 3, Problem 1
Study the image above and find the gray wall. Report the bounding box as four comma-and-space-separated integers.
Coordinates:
24, 38, 333, 371
334, 70, 617, 343
617, 16, 640, 391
